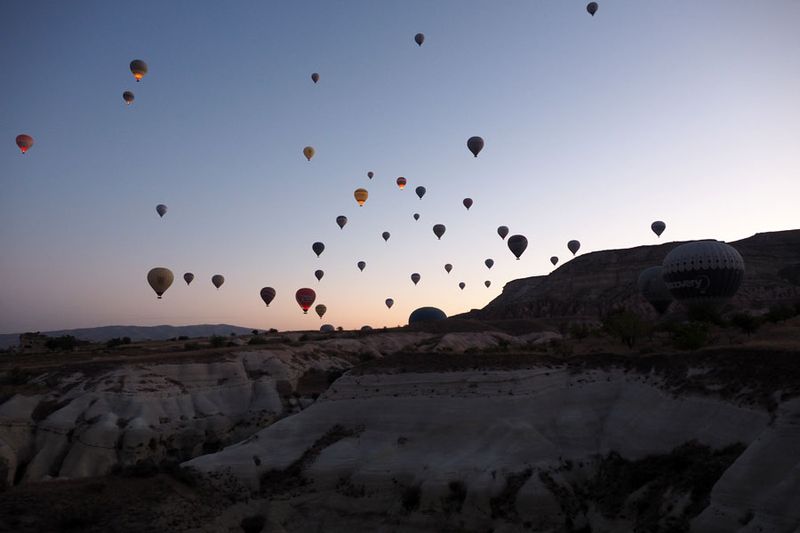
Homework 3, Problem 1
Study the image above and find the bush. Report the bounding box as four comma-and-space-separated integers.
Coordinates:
251, 329, 260, 336
729, 313, 761, 336
177, 335, 189, 341
687, 303, 724, 325
45, 335, 79, 352
183, 342, 200, 351
602, 309, 649, 348
766, 304, 798, 323
248, 335, 269, 345
671, 322, 709, 350
208, 335, 226, 348
106, 336, 132, 348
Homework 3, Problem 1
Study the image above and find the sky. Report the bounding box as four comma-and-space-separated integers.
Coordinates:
1, 0, 799, 334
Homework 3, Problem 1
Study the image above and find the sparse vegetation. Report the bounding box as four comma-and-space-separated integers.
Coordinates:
247, 335, 269, 345
670, 322, 709, 350
729, 313, 761, 337
208, 335, 226, 348
602, 309, 649, 348
106, 336, 132, 348
45, 335, 82, 352
765, 304, 798, 323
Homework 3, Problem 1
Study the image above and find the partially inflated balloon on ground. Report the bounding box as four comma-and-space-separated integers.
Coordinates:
147, 267, 174, 299
260, 287, 276, 306
409, 307, 446, 324
637, 266, 673, 315
296, 288, 316, 314
661, 240, 745, 307
320, 324, 334, 332
212, 274, 225, 289
508, 235, 528, 260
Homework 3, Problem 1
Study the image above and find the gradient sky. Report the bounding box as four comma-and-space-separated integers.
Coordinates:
2, 1, 799, 334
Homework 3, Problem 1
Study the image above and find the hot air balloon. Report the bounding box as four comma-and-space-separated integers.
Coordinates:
303, 146, 315, 161
508, 235, 528, 260
354, 188, 368, 206
396, 177, 407, 190
414, 33, 425, 46
587, 2, 598, 16
123, 91, 134, 105
467, 136, 484, 158
312, 242, 325, 257
295, 288, 316, 314
485, 259, 494, 269
156, 204, 167, 218
662, 240, 745, 307
413, 213, 420, 221
382, 231, 390, 242
314, 269, 324, 281
212, 274, 225, 289
315, 304, 327, 319
311, 72, 320, 83
568, 240, 581, 256
336, 215, 348, 230
260, 287, 276, 306
637, 266, 673, 315
463, 198, 473, 210
183, 272, 194, 285
458, 282, 466, 290
385, 298, 394, 309
367, 171, 374, 179
415, 186, 426, 199
411, 273, 421, 285
15, 134, 33, 154
130, 59, 148, 81
444, 263, 452, 274
147, 267, 174, 299
409, 307, 446, 323
651, 221, 666, 237
320, 324, 334, 333
485, 281, 491, 288
497, 226, 509, 240
357, 261, 366, 272
433, 224, 446, 240
550, 256, 559, 266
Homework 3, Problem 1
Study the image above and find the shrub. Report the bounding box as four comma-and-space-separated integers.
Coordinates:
208, 335, 226, 348
766, 304, 798, 323
177, 335, 189, 341
671, 322, 709, 350
248, 336, 269, 345
251, 329, 260, 336
45, 335, 78, 351
729, 313, 761, 336
106, 336, 132, 348
602, 309, 649, 348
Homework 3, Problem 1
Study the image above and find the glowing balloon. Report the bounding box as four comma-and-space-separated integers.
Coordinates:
303, 146, 315, 161
123, 91, 134, 105
357, 261, 366, 272
315, 304, 327, 319
183, 272, 194, 285
15, 134, 33, 154
396, 177, 407, 190
433, 224, 446, 240
336, 215, 348, 230
467, 136, 484, 157
651, 221, 666, 237
295, 288, 316, 314
463, 198, 473, 210
130, 59, 148, 81
354, 188, 369, 206
508, 235, 528, 260
444, 263, 452, 274
156, 204, 167, 218
314, 269, 324, 281
568, 240, 581, 256
411, 273, 421, 285
147, 267, 174, 299
260, 287, 276, 306
212, 274, 225, 289
312, 242, 325, 257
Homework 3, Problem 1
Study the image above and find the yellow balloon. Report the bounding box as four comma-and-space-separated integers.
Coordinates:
303, 146, 315, 161
354, 188, 369, 206
147, 267, 174, 299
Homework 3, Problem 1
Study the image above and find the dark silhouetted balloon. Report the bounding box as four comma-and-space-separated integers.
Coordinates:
467, 136, 484, 157
312, 242, 325, 257
361, 325, 373, 331
320, 324, 334, 332
433, 224, 446, 240
444, 263, 452, 274
147, 267, 173, 299
411, 273, 421, 285
357, 261, 366, 272
651, 221, 666, 237
587, 2, 598, 16
367, 171, 374, 179
485, 259, 494, 269
568, 240, 581, 256
415, 186, 426, 199
550, 256, 559, 266
212, 274, 225, 289
637, 266, 673, 315
497, 226, 509, 240
130, 59, 148, 81
409, 306, 446, 324
314, 269, 324, 281
315, 304, 327, 319
458, 282, 466, 290
662, 240, 745, 306
382, 231, 390, 242
303, 146, 315, 161
183, 272, 194, 285
295, 288, 316, 314
413, 213, 420, 221
508, 235, 528, 260
463, 198, 473, 210
385, 298, 394, 309
16, 134, 33, 154
354, 188, 368, 206
260, 287, 276, 306
414, 33, 425, 46
396, 177, 407, 190
156, 204, 167, 218
123, 91, 134, 105
336, 215, 348, 230
485, 280, 491, 288
311, 72, 319, 83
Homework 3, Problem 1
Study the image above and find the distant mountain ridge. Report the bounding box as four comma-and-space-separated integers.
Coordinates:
0, 324, 255, 349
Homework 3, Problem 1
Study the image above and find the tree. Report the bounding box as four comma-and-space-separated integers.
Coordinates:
729, 313, 761, 337
602, 309, 648, 348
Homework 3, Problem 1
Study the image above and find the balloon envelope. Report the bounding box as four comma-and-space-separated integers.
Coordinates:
587, 2, 598, 16
485, 259, 494, 269
385, 298, 394, 309
651, 221, 666, 237
485, 280, 491, 288
458, 282, 466, 290
550, 256, 559, 266
568, 240, 581, 255
183, 272, 194, 285
295, 288, 316, 314
662, 240, 745, 306
357, 261, 366, 272
367, 171, 374, 179
433, 224, 446, 240
409, 307, 446, 324
130, 59, 148, 81
415, 186, 426, 199
637, 266, 673, 315
147, 267, 174, 299
303, 146, 315, 161
508, 235, 528, 260
413, 213, 420, 221
123, 91, 134, 105
414, 33, 425, 46
312, 242, 325, 257
444, 263, 452, 274
260, 287, 276, 306
320, 324, 335, 333
411, 273, 421, 285
463, 198, 473, 210
382, 231, 391, 242
336, 216, 348, 229
354, 188, 368, 206
396, 177, 407, 190
311, 72, 319, 83
156, 204, 167, 218
314, 269, 324, 281
315, 304, 327, 318
212, 274, 225, 289
467, 136, 484, 157
497, 226, 509, 240
16, 134, 33, 154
